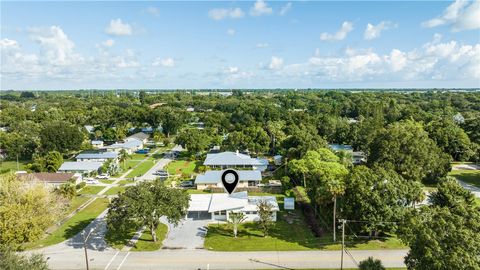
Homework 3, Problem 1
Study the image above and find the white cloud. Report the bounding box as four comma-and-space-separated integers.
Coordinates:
422, 0, 480, 31
29, 25, 83, 65
225, 66, 239, 74
256, 43, 269, 48
208, 8, 244, 20
0, 38, 20, 50
386, 49, 407, 71
250, 0, 273, 16
320, 21, 353, 41
105, 18, 133, 36
101, 39, 115, 47
152, 57, 175, 67
145, 7, 160, 17
226, 28, 236, 36
364, 21, 395, 40
269, 56, 284, 70
280, 2, 292, 16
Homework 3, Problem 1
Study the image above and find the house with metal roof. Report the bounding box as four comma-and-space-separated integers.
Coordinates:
126, 132, 149, 144
104, 139, 143, 154
203, 151, 268, 171
187, 191, 279, 221
76, 151, 118, 162
195, 170, 262, 190
58, 161, 103, 174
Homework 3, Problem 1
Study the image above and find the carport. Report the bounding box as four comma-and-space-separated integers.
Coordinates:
187, 211, 211, 220
187, 194, 212, 220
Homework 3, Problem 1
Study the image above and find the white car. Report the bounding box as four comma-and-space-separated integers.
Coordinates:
96, 174, 110, 179
85, 178, 99, 184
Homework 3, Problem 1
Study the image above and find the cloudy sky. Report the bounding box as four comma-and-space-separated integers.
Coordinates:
1, 1, 479, 90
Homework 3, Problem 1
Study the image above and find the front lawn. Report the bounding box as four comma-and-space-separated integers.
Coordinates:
105, 223, 168, 251
165, 160, 200, 176
131, 224, 168, 251
104, 186, 126, 195
449, 169, 480, 188
78, 185, 105, 195
26, 198, 109, 248
126, 160, 156, 178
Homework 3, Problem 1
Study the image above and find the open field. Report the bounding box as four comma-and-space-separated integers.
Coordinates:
25, 198, 109, 249
449, 169, 480, 188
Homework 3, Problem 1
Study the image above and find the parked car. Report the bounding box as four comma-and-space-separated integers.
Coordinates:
135, 148, 150, 154
179, 180, 194, 187
96, 173, 110, 179
85, 178, 99, 184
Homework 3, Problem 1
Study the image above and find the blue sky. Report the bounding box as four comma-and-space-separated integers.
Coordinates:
1, 1, 479, 90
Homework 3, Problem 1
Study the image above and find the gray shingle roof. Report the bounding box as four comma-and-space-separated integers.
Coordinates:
195, 170, 262, 184
203, 151, 263, 166
76, 152, 118, 159
58, 162, 103, 171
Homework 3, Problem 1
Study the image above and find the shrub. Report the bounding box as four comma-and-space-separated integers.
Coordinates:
358, 257, 385, 270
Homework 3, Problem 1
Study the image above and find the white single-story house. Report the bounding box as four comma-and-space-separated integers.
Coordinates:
126, 132, 149, 144
17, 172, 82, 188
76, 151, 118, 162
195, 170, 262, 190
352, 151, 367, 165
104, 139, 143, 154
58, 161, 103, 174
203, 151, 268, 171
91, 140, 104, 148
187, 191, 279, 221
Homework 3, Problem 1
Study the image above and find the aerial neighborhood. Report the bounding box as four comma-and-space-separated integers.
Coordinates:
1, 1, 480, 270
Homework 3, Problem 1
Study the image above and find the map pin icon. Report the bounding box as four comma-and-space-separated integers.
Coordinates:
221, 169, 239, 194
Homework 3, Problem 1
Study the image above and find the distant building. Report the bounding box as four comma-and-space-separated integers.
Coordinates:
17, 172, 81, 187
91, 140, 104, 148
104, 139, 143, 154
195, 170, 262, 190
84, 125, 95, 134
352, 151, 367, 165
58, 161, 103, 174
187, 191, 279, 221
203, 151, 267, 171
126, 132, 149, 144
76, 151, 118, 162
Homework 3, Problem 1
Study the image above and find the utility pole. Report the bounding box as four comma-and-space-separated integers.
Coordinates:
340, 219, 346, 270
333, 196, 337, 242
82, 227, 95, 270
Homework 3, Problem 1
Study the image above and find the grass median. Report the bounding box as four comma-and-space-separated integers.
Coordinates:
26, 198, 109, 249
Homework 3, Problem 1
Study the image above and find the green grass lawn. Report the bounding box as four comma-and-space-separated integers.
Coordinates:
131, 224, 168, 251
449, 169, 480, 188
67, 196, 90, 213
25, 198, 109, 249
187, 189, 213, 194
126, 160, 156, 178
117, 179, 135, 185
165, 160, 200, 176
104, 186, 126, 195
0, 160, 30, 174
105, 223, 168, 251
78, 185, 105, 195
100, 179, 115, 184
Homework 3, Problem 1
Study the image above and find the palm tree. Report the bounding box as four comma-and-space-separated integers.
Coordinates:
118, 149, 130, 169
228, 212, 246, 238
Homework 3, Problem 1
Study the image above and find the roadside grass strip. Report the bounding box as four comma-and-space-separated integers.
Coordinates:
106, 224, 168, 251
104, 186, 126, 195
449, 169, 480, 188
78, 185, 105, 195
25, 198, 109, 248
126, 160, 156, 178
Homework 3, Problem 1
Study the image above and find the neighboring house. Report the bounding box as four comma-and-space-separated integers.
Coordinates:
17, 172, 81, 187
84, 125, 95, 134
195, 170, 262, 190
329, 144, 353, 152
58, 161, 103, 174
203, 151, 267, 171
187, 191, 279, 221
186, 107, 195, 112
352, 151, 367, 165
273, 155, 283, 166
76, 151, 118, 162
126, 132, 149, 144
91, 140, 104, 148
104, 139, 143, 154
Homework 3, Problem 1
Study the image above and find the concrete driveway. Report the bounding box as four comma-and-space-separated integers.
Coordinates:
160, 217, 210, 250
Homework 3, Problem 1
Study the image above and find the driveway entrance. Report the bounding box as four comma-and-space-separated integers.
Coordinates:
160, 217, 210, 249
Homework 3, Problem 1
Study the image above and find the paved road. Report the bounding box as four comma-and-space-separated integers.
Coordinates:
34, 247, 408, 270
458, 180, 480, 198
139, 145, 183, 181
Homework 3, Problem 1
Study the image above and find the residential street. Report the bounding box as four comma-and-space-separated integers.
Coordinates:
34, 247, 408, 270
139, 145, 183, 181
